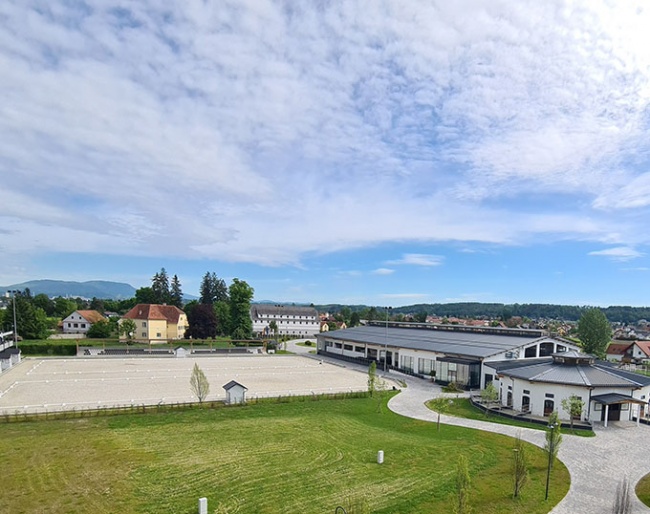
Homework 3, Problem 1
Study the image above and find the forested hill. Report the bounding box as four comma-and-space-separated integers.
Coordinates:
315, 302, 650, 324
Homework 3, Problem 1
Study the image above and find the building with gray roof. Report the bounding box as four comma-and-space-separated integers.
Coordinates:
484, 351, 650, 425
316, 322, 579, 389
251, 304, 319, 339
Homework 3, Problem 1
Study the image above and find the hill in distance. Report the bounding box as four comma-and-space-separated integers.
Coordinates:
1, 279, 137, 300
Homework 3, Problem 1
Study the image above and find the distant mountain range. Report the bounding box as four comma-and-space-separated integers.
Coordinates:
1, 280, 137, 300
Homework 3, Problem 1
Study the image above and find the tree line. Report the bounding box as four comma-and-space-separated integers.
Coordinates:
1, 269, 255, 341
317, 302, 650, 324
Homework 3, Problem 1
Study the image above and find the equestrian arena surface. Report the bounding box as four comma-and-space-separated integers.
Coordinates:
0, 355, 369, 414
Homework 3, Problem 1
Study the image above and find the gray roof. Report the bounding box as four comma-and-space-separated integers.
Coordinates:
223, 380, 247, 391
488, 358, 650, 388
251, 305, 317, 317
591, 393, 646, 405
318, 325, 557, 360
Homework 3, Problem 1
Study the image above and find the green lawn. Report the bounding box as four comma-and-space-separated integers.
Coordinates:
427, 398, 595, 437
636, 472, 650, 506
0, 394, 570, 513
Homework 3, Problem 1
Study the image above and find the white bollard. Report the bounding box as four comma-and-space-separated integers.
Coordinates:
377, 450, 384, 464
198, 497, 208, 514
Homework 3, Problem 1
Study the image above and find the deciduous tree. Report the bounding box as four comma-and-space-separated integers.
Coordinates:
229, 278, 254, 339
454, 454, 471, 514
119, 318, 137, 343
190, 363, 210, 403
577, 308, 611, 358
186, 304, 218, 340
545, 411, 562, 469
561, 395, 585, 431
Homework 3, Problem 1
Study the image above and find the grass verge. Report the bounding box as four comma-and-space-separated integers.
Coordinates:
427, 398, 595, 437
636, 472, 650, 506
0, 394, 569, 513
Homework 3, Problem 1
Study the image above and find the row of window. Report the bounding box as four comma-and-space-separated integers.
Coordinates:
66, 323, 87, 329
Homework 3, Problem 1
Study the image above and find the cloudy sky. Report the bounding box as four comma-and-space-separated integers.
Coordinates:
2, 0, 650, 306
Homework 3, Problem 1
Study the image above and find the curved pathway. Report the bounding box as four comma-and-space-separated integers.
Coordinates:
388, 375, 650, 514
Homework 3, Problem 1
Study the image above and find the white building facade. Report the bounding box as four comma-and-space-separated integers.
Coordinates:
251, 305, 320, 338
484, 352, 650, 425
316, 323, 579, 390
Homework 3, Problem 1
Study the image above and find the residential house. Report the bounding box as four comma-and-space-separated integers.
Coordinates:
121, 304, 188, 343
606, 342, 633, 362
62, 310, 106, 335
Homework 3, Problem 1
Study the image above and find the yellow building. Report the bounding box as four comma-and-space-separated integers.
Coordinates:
121, 304, 188, 343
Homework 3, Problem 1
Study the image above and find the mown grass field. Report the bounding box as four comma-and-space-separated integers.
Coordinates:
0, 394, 569, 513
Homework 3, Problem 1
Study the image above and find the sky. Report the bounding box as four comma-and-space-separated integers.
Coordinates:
2, 1, 650, 307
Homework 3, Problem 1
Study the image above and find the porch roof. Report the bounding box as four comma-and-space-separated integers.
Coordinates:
591, 393, 645, 405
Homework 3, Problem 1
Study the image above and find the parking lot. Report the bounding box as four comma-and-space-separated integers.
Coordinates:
0, 355, 370, 414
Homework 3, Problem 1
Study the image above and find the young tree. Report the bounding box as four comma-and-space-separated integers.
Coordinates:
454, 454, 471, 514
545, 411, 562, 470
561, 395, 585, 431
228, 278, 254, 339
190, 363, 210, 403
577, 308, 611, 358
268, 320, 279, 342
367, 361, 377, 397
169, 275, 183, 308
512, 435, 528, 498
429, 397, 454, 432
480, 382, 499, 413
119, 318, 137, 343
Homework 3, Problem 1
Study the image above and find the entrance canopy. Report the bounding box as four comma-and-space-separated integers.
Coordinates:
591, 393, 645, 405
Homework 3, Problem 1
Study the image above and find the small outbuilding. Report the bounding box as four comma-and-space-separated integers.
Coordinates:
223, 380, 248, 405
174, 346, 189, 358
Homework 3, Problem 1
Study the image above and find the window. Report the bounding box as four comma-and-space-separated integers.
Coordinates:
545, 393, 554, 398
141, 332, 146, 337
142, 322, 146, 327
343, 344, 353, 351
334, 343, 342, 349
156, 333, 162, 338
523, 389, 530, 394
81, 324, 86, 328
73, 323, 78, 328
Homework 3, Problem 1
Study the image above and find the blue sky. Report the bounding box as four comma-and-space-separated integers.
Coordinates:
2, 1, 650, 307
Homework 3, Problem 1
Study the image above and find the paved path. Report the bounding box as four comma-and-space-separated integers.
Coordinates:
388, 374, 650, 514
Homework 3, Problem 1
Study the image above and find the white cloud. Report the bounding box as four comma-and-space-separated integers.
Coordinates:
588, 247, 643, 262
387, 254, 445, 267
372, 268, 395, 275
2, 1, 650, 270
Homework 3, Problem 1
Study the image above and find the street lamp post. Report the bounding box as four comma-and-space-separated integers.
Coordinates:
545, 422, 558, 500
384, 306, 391, 372
7, 290, 18, 348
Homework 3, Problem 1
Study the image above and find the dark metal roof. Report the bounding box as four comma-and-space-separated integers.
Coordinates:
223, 380, 247, 391
317, 325, 561, 359
487, 358, 650, 388
0, 347, 20, 358
591, 393, 646, 405
250, 305, 317, 317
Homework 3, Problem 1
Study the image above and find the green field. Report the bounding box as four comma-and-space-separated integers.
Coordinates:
0, 394, 569, 513
428, 398, 595, 437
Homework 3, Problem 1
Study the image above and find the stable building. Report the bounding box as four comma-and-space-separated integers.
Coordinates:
485, 351, 650, 425
316, 322, 579, 389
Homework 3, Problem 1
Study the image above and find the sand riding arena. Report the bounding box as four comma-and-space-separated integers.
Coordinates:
0, 355, 371, 415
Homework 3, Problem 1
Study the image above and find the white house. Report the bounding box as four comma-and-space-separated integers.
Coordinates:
223, 380, 248, 404
251, 305, 320, 339
316, 322, 580, 390
62, 310, 106, 335
484, 351, 650, 425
